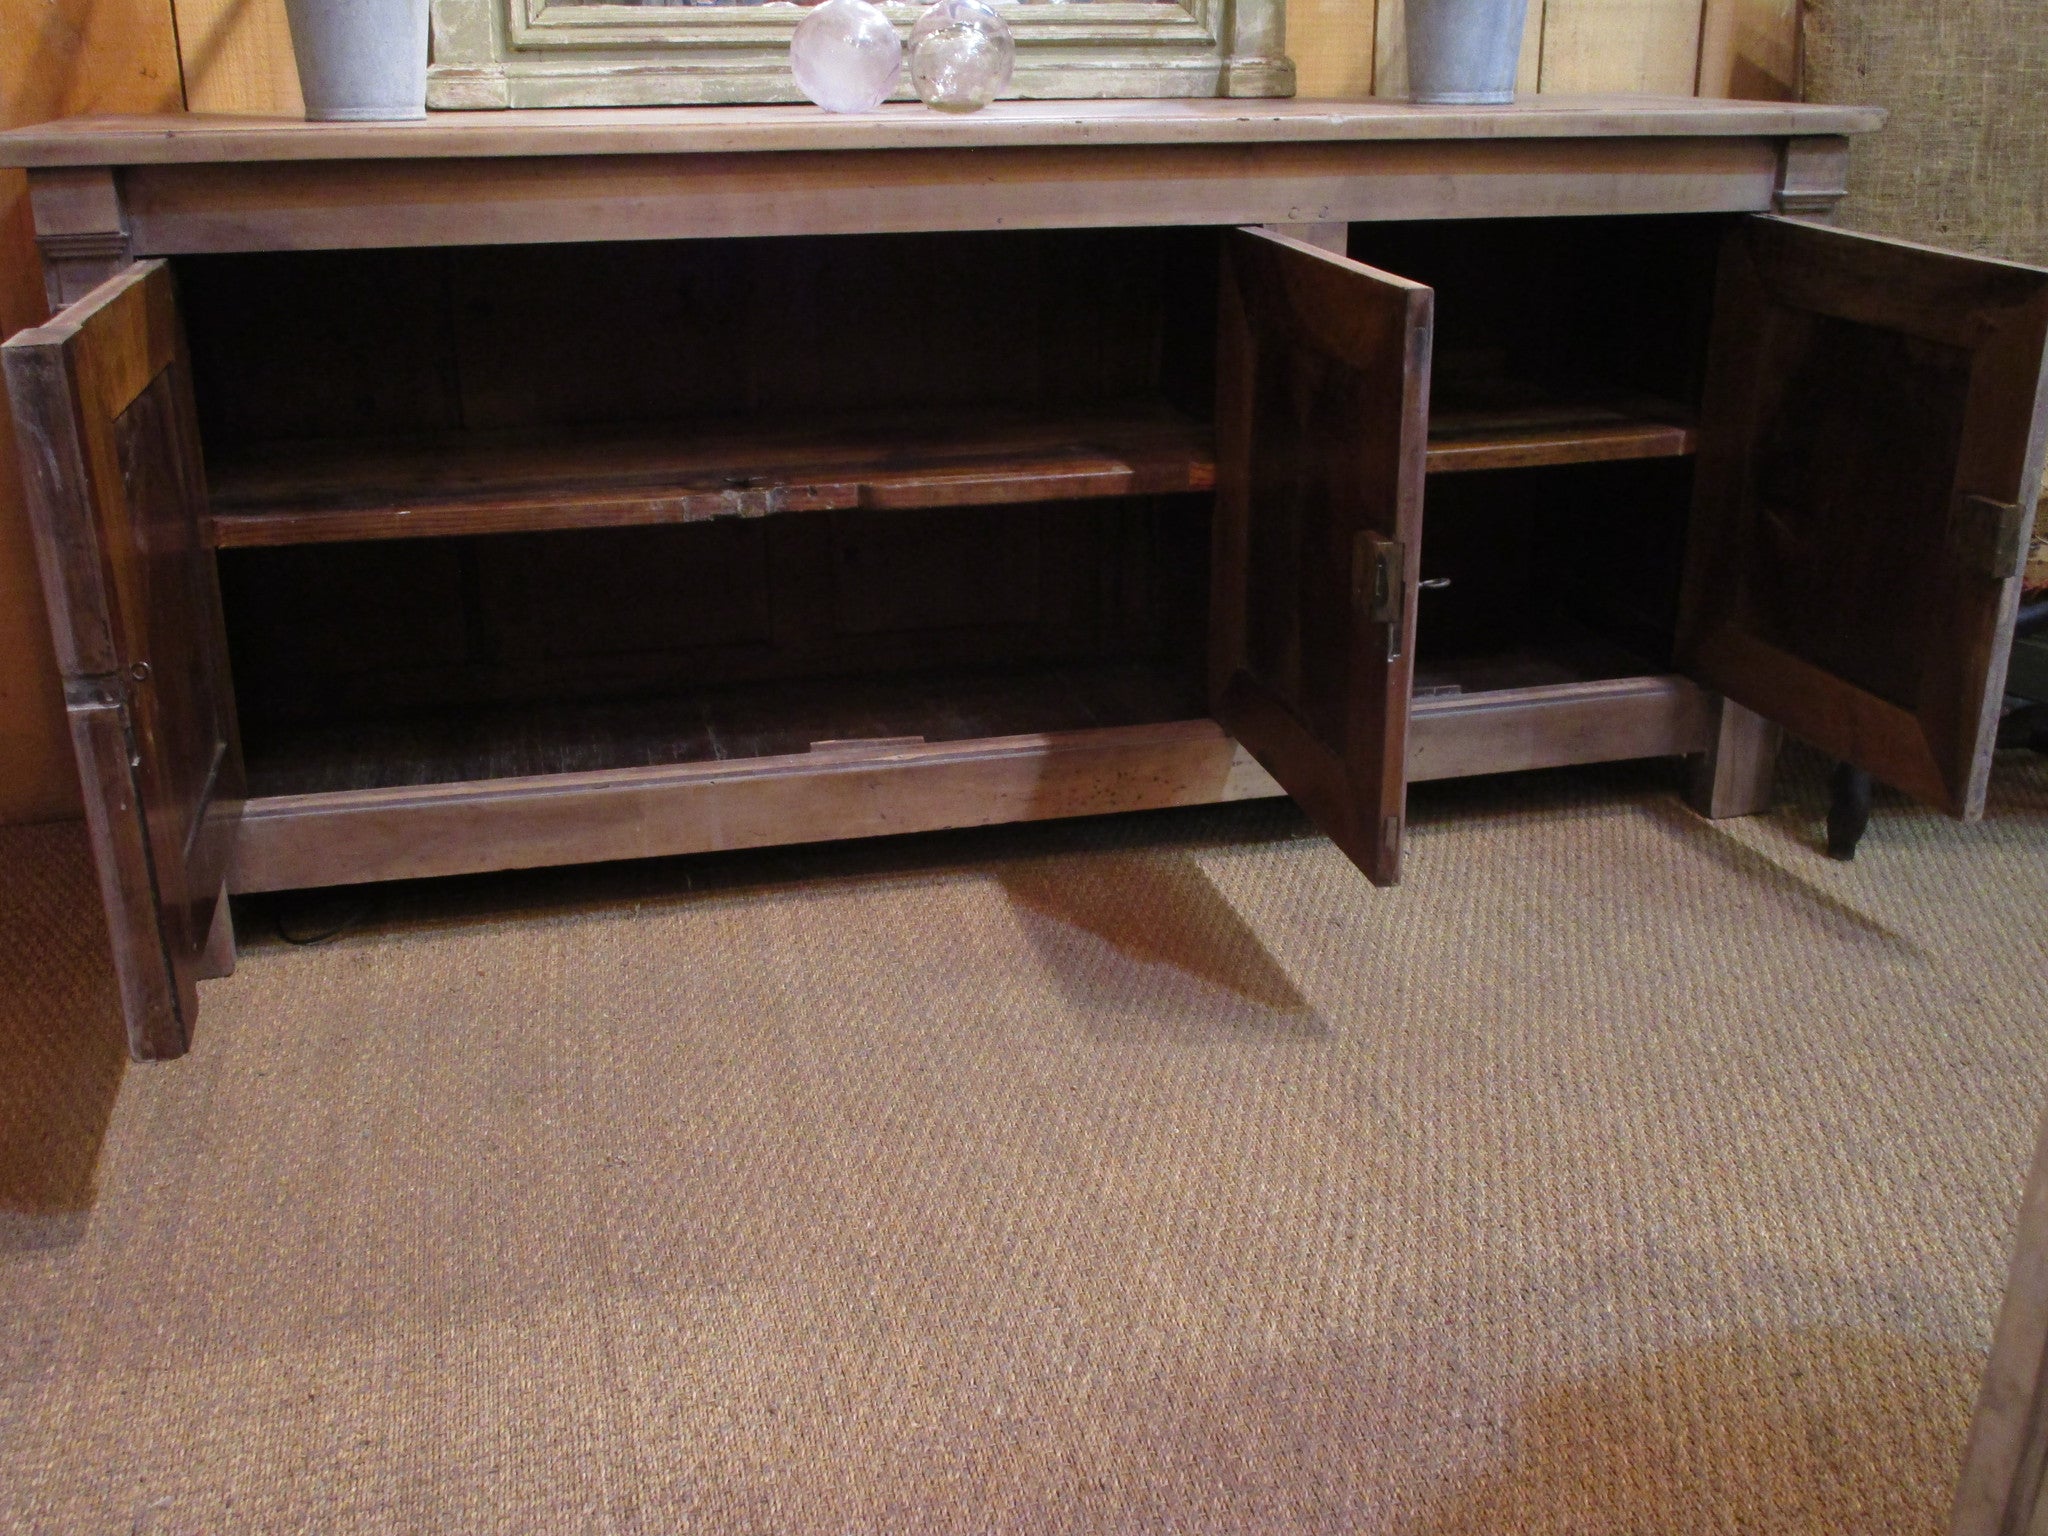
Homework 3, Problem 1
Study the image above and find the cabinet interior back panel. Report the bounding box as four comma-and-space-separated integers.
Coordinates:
177, 229, 1223, 450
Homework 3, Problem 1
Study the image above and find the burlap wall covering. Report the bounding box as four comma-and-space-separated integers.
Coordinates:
1803, 0, 2048, 262
1804, 0, 2048, 586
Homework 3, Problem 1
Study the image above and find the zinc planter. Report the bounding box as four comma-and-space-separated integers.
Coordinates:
283, 0, 431, 121
1405, 0, 1531, 105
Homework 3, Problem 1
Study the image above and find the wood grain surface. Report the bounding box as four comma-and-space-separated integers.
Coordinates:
1211, 226, 1431, 887
0, 0, 180, 821
208, 408, 1219, 548
1676, 216, 2048, 820
0, 98, 1883, 169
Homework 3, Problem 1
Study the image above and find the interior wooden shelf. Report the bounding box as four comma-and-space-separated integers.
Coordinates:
1423, 384, 1697, 474
207, 383, 1696, 549
207, 405, 1217, 549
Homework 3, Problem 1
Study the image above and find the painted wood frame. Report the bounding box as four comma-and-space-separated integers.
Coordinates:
427, 0, 1295, 108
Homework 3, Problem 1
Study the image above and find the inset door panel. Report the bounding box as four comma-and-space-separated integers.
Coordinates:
4, 262, 243, 1059
1678, 217, 2048, 816
1212, 227, 1432, 885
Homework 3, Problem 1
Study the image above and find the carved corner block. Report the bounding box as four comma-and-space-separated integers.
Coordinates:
1775, 135, 1851, 220
28, 168, 134, 311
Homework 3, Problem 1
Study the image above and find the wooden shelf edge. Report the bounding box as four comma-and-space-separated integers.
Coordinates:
230, 719, 1282, 893
0, 100, 1887, 171
207, 412, 1217, 549
204, 398, 1708, 548
1425, 419, 1698, 475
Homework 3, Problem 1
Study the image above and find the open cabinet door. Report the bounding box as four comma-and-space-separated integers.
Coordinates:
1677, 217, 2048, 818
1212, 227, 1431, 885
1951, 1100, 2048, 1536
4, 262, 243, 1060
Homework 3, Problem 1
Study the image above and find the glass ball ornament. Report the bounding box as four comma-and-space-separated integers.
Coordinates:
791, 0, 904, 114
907, 0, 1015, 113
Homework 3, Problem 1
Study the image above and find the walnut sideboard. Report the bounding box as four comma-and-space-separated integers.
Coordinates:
5, 99, 2047, 1061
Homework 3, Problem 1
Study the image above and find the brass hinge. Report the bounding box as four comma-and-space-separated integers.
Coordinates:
63, 668, 148, 768
1950, 494, 2032, 580
63, 660, 150, 709
1352, 532, 1406, 661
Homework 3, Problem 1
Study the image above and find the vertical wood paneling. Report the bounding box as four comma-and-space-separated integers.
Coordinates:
174, 0, 304, 116
1291, 0, 1787, 103
0, 0, 184, 822
168, 0, 1790, 113
167, 0, 1785, 112
1697, 0, 1798, 99
1290, 0, 1378, 98
1539, 0, 1706, 94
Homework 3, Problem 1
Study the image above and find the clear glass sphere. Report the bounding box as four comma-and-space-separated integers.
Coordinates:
791, 0, 904, 114
907, 0, 1014, 113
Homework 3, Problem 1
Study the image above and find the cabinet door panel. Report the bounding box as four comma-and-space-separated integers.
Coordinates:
1212, 227, 1432, 885
1677, 217, 2048, 817
5, 262, 243, 1060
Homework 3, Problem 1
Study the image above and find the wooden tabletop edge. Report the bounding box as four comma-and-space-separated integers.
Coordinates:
0, 97, 1889, 167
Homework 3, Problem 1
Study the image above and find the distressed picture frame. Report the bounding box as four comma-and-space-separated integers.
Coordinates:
428, 0, 1294, 107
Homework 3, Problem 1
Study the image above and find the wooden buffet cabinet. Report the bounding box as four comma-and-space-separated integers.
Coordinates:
5, 99, 2047, 1061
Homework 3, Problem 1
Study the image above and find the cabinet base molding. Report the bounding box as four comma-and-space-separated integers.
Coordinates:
230, 678, 1716, 895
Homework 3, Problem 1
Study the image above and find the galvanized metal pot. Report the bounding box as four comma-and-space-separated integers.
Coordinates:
1405, 0, 1530, 105
282, 0, 431, 121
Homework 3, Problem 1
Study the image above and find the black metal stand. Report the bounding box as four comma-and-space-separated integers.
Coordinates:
1999, 702, 2048, 754
1826, 762, 1874, 860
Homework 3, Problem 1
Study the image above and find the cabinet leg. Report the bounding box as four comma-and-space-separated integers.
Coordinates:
1686, 697, 1782, 819
197, 882, 237, 980
1826, 763, 1874, 861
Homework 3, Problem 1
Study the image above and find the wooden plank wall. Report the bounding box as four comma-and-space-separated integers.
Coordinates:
0, 0, 1796, 824
1293, 0, 1798, 99
0, 1, 185, 822
163, 0, 1800, 114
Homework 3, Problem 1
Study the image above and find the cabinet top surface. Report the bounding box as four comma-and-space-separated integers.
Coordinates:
0, 96, 1882, 169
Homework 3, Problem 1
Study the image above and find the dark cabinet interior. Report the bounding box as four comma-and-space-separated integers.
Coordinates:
183, 230, 1224, 798
218, 502, 1214, 795
1344, 215, 1723, 701
181, 219, 1731, 808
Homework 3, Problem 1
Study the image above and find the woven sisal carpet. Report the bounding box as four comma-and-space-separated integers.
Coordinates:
3, 751, 2045, 1532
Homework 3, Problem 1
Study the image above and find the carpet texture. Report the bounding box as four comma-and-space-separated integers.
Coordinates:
3, 751, 2046, 1533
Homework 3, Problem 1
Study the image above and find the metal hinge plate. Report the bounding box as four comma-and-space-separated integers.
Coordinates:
64, 673, 132, 710
1351, 532, 1406, 661
1951, 494, 2032, 580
